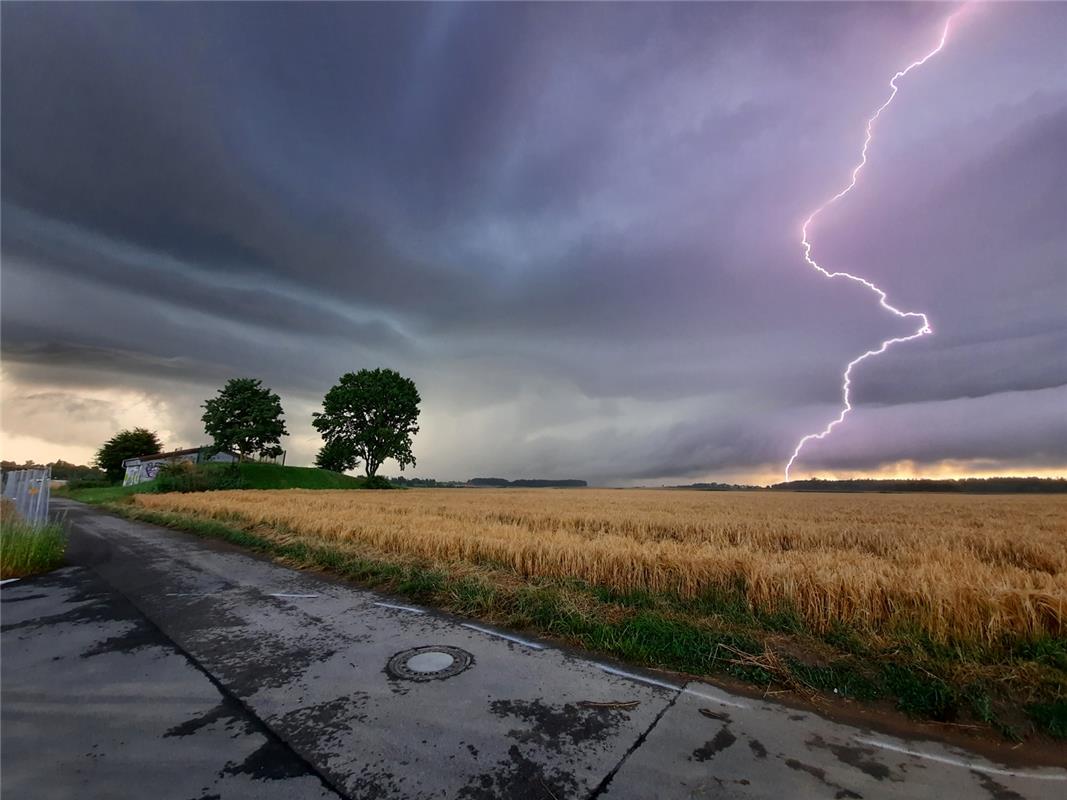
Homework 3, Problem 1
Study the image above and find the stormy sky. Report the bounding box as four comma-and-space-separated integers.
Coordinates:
2, 2, 1065, 484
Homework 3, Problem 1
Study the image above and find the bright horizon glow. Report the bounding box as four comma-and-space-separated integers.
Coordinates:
784, 10, 964, 482
752, 460, 1066, 488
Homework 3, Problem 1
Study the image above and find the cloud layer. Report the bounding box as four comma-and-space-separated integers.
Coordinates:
3, 2, 1065, 482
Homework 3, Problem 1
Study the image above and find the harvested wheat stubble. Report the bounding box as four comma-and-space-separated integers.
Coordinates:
135, 489, 1066, 647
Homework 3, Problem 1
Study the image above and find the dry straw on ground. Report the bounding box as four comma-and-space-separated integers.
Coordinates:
135, 489, 1066, 647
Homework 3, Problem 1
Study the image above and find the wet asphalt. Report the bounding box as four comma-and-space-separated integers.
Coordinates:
1, 565, 336, 800
1, 498, 1063, 799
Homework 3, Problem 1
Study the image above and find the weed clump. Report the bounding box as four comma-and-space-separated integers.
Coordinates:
0, 500, 66, 578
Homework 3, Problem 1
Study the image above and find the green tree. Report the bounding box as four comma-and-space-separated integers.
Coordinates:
94, 428, 163, 483
312, 368, 420, 478
49, 460, 106, 482
201, 378, 288, 461
315, 439, 357, 473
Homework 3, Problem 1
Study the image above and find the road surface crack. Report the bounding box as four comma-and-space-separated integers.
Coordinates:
586, 686, 683, 799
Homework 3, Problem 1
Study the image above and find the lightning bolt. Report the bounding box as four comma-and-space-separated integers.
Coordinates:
784, 11, 963, 482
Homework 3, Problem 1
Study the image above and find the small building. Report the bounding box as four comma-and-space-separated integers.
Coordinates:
122, 447, 237, 487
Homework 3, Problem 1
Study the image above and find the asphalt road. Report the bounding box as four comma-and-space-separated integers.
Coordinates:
1, 565, 336, 800
1, 498, 1063, 799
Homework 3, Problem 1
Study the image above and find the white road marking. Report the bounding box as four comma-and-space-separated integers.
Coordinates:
854, 738, 1067, 781
595, 663, 681, 692
373, 601, 426, 614
462, 622, 545, 649
267, 593, 320, 599
0, 578, 20, 586
682, 687, 750, 709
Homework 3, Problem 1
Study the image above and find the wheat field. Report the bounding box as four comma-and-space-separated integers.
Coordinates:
134, 489, 1067, 647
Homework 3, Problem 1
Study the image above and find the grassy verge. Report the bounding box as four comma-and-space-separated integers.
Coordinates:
98, 500, 1066, 742
57, 483, 153, 504
0, 517, 66, 578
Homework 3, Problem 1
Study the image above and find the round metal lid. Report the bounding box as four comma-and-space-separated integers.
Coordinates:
387, 645, 474, 682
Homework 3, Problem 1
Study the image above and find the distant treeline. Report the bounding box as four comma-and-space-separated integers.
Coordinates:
665, 477, 1067, 493
771, 477, 1067, 494
469, 478, 588, 488
388, 476, 588, 488
1, 460, 105, 482
388, 476, 466, 488
668, 482, 763, 491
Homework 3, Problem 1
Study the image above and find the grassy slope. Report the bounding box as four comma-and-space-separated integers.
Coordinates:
60, 463, 368, 503
235, 462, 368, 489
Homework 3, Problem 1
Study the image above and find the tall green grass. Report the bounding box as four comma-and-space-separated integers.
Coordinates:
0, 518, 66, 578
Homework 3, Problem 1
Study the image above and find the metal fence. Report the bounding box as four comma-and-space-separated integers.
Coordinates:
1, 467, 52, 527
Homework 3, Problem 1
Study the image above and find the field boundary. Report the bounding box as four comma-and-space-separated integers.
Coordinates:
84, 497, 1067, 745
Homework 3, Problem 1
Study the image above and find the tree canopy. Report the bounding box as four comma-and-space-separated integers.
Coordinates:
94, 428, 163, 483
201, 378, 288, 461
315, 439, 357, 473
312, 368, 420, 478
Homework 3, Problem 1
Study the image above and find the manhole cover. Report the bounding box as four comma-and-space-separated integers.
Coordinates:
387, 645, 474, 682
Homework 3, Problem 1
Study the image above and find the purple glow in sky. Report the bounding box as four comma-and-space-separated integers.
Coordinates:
1, 2, 1065, 484
785, 10, 960, 481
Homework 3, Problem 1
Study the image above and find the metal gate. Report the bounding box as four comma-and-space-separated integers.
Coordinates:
1, 467, 52, 527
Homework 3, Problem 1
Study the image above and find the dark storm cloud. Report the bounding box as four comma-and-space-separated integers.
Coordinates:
3, 207, 415, 354
2, 1, 1065, 479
